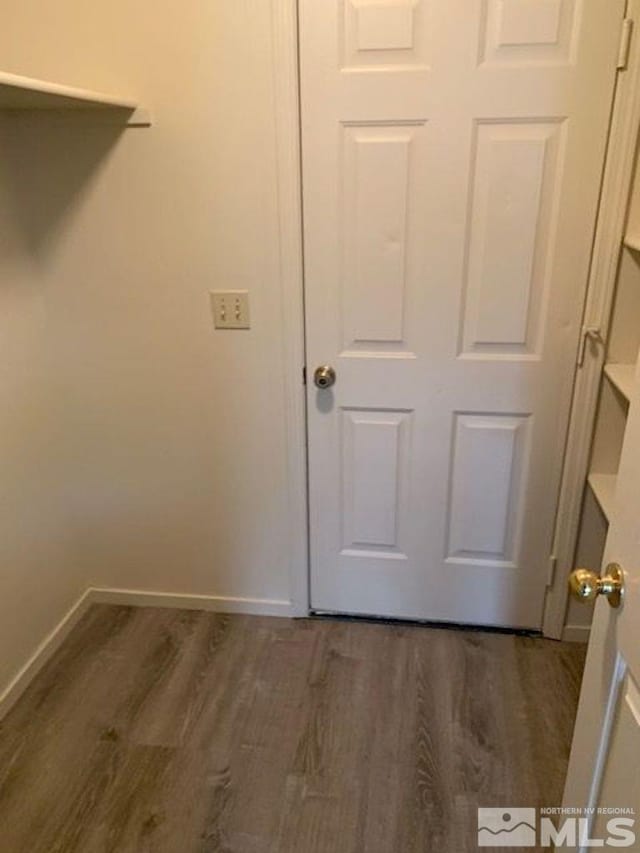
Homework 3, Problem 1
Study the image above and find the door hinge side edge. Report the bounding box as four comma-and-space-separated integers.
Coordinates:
302, 365, 307, 385
617, 17, 633, 70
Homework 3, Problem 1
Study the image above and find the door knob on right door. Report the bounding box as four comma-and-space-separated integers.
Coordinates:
569, 563, 625, 609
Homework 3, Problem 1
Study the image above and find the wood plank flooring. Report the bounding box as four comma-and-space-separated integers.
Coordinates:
0, 605, 586, 852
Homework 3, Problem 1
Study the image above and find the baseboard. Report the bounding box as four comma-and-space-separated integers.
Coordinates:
561, 623, 591, 643
1, 582, 586, 721
0, 588, 94, 720
88, 587, 295, 617
0, 585, 296, 721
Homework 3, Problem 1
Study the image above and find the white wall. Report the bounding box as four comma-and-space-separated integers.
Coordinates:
0, 140, 86, 692
0, 0, 304, 695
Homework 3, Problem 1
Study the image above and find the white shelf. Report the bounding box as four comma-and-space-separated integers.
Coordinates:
604, 363, 635, 403
588, 472, 617, 522
0, 71, 150, 125
623, 233, 640, 252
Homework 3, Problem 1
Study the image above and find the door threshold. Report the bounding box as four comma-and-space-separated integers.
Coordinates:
308, 610, 542, 638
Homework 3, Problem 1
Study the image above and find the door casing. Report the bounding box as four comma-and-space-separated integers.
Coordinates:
269, 0, 632, 629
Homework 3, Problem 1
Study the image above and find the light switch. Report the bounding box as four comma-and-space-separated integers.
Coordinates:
211, 291, 250, 330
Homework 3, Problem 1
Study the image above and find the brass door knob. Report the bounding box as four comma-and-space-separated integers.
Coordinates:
569, 563, 624, 609
314, 365, 336, 389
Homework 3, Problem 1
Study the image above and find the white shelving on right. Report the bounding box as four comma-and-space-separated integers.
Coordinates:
567, 165, 640, 635
587, 472, 618, 522
588, 359, 637, 524
585, 159, 640, 525
603, 362, 636, 403
589, 360, 637, 523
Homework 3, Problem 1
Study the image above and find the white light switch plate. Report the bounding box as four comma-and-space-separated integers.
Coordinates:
211, 291, 250, 329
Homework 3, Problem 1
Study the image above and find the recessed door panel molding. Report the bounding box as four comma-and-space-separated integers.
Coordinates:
460, 119, 566, 359
447, 413, 531, 568
356, 1, 414, 51
342, 0, 429, 70
480, 0, 581, 66
342, 122, 425, 350
341, 408, 411, 556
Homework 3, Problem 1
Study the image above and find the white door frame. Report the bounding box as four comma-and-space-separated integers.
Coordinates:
270, 0, 640, 628
271, 0, 309, 616
543, 2, 640, 640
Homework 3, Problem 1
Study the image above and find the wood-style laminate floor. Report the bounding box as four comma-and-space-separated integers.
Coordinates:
0, 605, 585, 852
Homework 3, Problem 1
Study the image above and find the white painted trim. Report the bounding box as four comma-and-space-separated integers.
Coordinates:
270, 0, 309, 617
562, 624, 592, 644
88, 587, 294, 617
543, 4, 640, 640
0, 588, 94, 720
0, 585, 296, 720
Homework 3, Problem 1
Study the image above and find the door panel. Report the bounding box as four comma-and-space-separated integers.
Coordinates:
481, 0, 579, 65
447, 413, 530, 568
342, 0, 431, 70
341, 408, 411, 554
462, 120, 564, 357
301, 0, 624, 626
342, 123, 419, 346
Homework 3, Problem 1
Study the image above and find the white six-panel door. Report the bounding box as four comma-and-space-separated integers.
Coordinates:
300, 0, 624, 627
